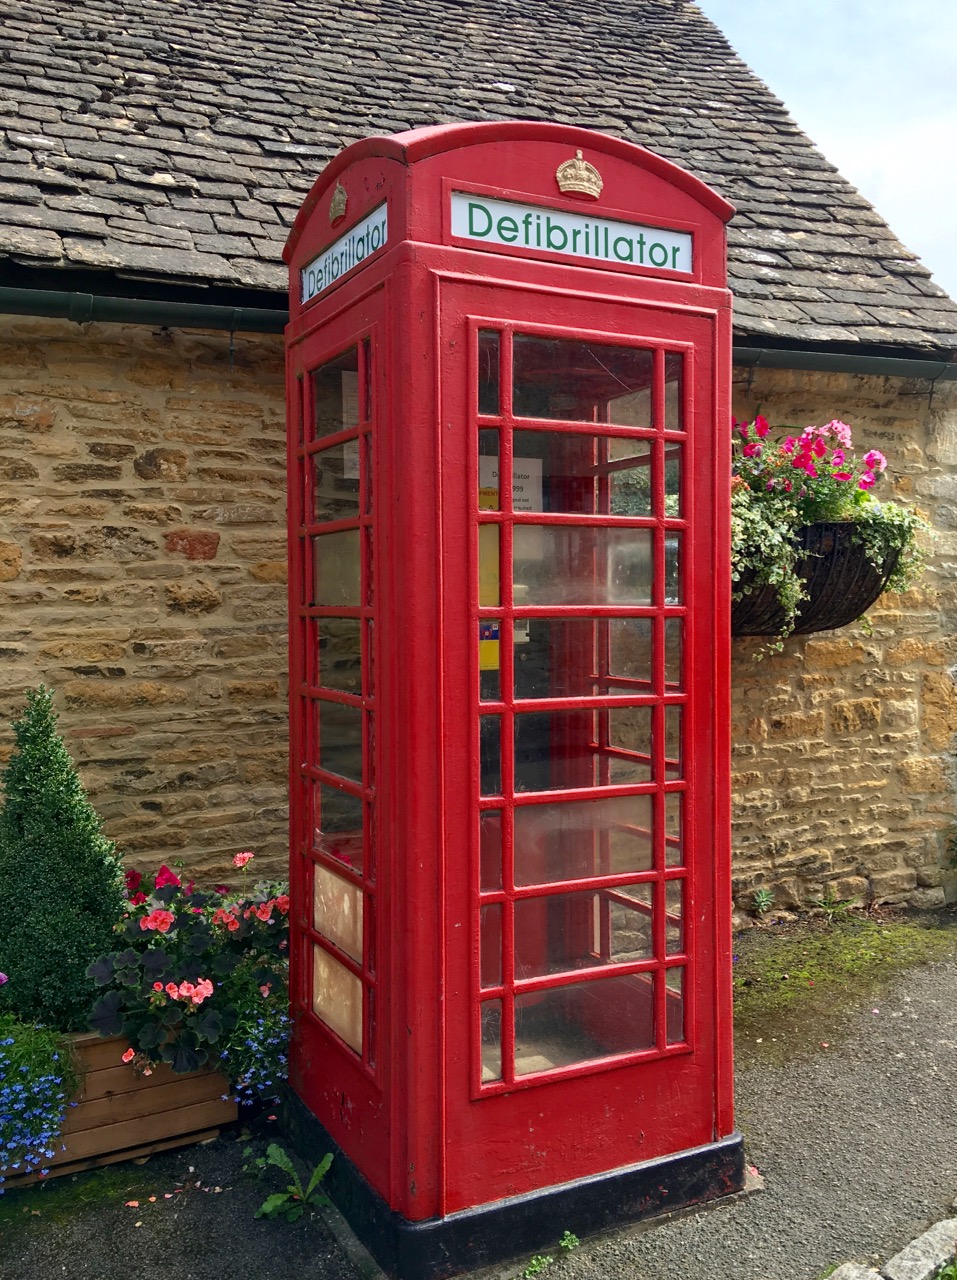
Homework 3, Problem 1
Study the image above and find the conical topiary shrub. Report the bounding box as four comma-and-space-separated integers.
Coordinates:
0, 686, 126, 1030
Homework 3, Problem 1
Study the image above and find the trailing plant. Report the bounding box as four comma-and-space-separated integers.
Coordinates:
88, 852, 290, 1093
0, 1014, 79, 1192
0, 686, 126, 1030
731, 415, 927, 646
246, 1142, 333, 1222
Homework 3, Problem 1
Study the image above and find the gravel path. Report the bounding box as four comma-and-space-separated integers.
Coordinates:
4, 957, 956, 1280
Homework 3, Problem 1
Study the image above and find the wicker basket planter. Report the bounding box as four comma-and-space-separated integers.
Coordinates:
731, 521, 901, 637
2, 1032, 236, 1189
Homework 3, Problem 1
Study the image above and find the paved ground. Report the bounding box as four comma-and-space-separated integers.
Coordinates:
3, 951, 957, 1280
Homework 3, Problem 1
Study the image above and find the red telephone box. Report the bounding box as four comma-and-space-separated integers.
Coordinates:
283, 121, 740, 1278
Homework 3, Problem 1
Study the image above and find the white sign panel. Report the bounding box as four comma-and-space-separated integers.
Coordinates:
451, 192, 692, 274
301, 204, 388, 303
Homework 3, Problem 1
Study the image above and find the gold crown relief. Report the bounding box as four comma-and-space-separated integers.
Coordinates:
329, 182, 348, 225
555, 150, 603, 200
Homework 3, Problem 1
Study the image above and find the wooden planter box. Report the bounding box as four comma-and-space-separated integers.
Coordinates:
731, 521, 901, 637
2, 1033, 237, 1188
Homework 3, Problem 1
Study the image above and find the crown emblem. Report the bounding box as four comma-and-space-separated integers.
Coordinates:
555, 150, 603, 200
329, 182, 348, 225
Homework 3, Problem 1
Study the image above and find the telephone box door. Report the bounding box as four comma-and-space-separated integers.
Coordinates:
439, 279, 731, 1210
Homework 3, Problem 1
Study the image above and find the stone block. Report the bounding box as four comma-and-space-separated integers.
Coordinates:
922, 672, 957, 749
134, 448, 189, 481
884, 637, 949, 668
883, 1218, 957, 1280
164, 580, 222, 614
0, 541, 22, 582
248, 560, 287, 582
828, 1265, 881, 1280
164, 529, 221, 561
869, 868, 918, 900
802, 637, 867, 669
896, 757, 948, 794
767, 709, 827, 740
830, 698, 881, 734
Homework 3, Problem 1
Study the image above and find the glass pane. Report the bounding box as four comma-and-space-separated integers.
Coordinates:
313, 347, 359, 442
664, 619, 682, 689
481, 1000, 502, 1083
607, 707, 653, 784
513, 336, 654, 426
317, 700, 363, 783
318, 618, 361, 693
666, 879, 684, 954
480, 903, 502, 988
510, 431, 652, 516
666, 967, 685, 1044
312, 529, 360, 607
664, 444, 681, 516
478, 433, 500, 511
313, 441, 360, 522
665, 792, 683, 867
313, 944, 362, 1053
608, 618, 653, 685
514, 618, 599, 700
480, 715, 501, 796
361, 433, 373, 516
313, 861, 363, 962
514, 794, 653, 885
480, 809, 503, 891
665, 534, 681, 603
479, 525, 500, 607
315, 783, 364, 873
514, 882, 653, 980
515, 709, 593, 793
665, 706, 683, 778
478, 330, 500, 416
664, 353, 683, 432
514, 974, 655, 1074
514, 526, 653, 606
361, 338, 372, 423
480, 619, 501, 701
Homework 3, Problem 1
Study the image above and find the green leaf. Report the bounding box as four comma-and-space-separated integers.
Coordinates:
255, 1193, 290, 1219
265, 1142, 298, 1180
304, 1152, 334, 1199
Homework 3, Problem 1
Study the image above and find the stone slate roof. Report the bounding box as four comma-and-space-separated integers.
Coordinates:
1, 0, 956, 354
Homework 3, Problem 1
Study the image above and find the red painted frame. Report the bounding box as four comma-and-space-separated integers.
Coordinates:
285, 121, 734, 1224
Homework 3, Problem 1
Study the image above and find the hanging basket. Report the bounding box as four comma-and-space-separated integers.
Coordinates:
731, 521, 901, 637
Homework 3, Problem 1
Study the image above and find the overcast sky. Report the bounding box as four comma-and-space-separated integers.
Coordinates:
696, 0, 957, 303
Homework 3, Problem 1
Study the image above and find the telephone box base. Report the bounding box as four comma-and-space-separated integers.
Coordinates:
283, 1091, 745, 1280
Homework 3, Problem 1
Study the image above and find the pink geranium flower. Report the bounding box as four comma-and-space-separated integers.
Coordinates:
233, 851, 254, 868
859, 471, 876, 489
863, 449, 887, 473
154, 865, 181, 890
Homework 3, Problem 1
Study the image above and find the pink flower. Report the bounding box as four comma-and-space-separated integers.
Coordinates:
859, 471, 876, 490
781, 437, 796, 455
260, 984, 272, 997
121, 1048, 135, 1063
833, 471, 853, 482
233, 851, 254, 868
822, 419, 853, 448
276, 895, 290, 915
165, 982, 179, 997
124, 868, 142, 895
753, 415, 770, 438
152, 982, 164, 992
804, 463, 818, 479
742, 441, 762, 458
154, 865, 181, 890
863, 449, 887, 473
0, 973, 7, 986
830, 449, 845, 466
811, 437, 827, 458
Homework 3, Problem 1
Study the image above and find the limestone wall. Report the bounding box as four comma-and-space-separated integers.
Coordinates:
731, 367, 957, 913
0, 317, 289, 880
1, 317, 955, 906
